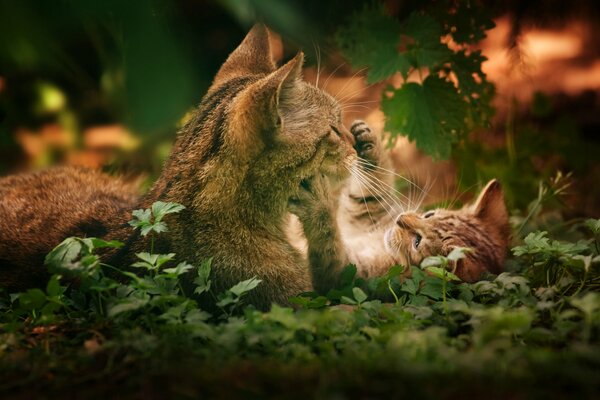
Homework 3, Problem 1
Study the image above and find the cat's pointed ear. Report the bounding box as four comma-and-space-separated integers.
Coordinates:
272, 51, 304, 109
213, 23, 276, 86
471, 179, 508, 226
251, 51, 303, 127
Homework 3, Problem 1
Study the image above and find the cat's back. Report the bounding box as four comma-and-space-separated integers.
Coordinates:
0, 167, 138, 291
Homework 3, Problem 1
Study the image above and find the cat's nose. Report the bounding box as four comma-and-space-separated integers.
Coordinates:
396, 213, 418, 229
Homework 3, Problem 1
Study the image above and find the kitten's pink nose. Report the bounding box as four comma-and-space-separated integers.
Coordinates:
396, 213, 419, 229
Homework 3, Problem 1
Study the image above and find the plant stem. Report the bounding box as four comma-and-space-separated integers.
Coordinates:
388, 280, 400, 304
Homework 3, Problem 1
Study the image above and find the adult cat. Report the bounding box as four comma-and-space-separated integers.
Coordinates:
0, 24, 356, 309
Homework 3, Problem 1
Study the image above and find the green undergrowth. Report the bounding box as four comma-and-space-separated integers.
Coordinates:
1, 201, 599, 399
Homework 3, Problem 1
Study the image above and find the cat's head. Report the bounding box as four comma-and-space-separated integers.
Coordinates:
183, 24, 355, 194
384, 180, 510, 281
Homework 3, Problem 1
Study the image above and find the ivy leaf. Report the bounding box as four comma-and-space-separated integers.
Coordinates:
382, 75, 467, 159
336, 5, 410, 82
436, 3, 495, 44
450, 50, 495, 126
402, 12, 452, 69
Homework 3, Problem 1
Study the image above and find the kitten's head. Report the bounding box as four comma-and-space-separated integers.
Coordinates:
183, 24, 355, 194
384, 180, 510, 282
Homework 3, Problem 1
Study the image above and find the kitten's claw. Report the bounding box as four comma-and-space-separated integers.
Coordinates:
350, 120, 381, 167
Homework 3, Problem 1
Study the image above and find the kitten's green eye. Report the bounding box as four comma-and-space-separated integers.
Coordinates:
423, 211, 435, 218
414, 233, 422, 249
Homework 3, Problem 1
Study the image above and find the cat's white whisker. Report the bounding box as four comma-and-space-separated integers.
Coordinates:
354, 159, 426, 194
313, 42, 322, 89
322, 62, 346, 91
333, 67, 369, 101
351, 168, 404, 218
353, 160, 415, 204
354, 169, 405, 212
336, 81, 378, 105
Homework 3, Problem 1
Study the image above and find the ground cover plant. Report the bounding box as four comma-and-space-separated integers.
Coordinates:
1, 196, 599, 399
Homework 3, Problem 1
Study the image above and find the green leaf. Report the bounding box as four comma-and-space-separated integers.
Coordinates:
45, 275, 64, 297
419, 278, 444, 300
44, 237, 84, 269
447, 247, 470, 262
107, 297, 149, 317
151, 201, 186, 222
339, 264, 357, 287
402, 12, 452, 69
401, 279, 418, 296
423, 266, 461, 282
382, 75, 467, 159
89, 238, 124, 249
18, 289, 47, 310
340, 296, 357, 305
163, 262, 193, 277
336, 5, 409, 82
421, 256, 447, 269
194, 258, 213, 295
585, 218, 600, 235
229, 277, 262, 297
352, 287, 368, 304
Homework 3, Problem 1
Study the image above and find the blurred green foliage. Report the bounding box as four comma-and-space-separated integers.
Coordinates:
0, 0, 598, 216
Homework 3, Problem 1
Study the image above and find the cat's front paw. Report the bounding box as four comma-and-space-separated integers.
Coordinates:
288, 175, 337, 219
351, 120, 382, 168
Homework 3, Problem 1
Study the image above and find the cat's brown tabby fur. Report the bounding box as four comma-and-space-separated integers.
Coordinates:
0, 25, 357, 309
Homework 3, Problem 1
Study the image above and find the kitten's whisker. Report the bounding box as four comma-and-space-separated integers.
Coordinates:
355, 169, 406, 210
349, 166, 377, 227
414, 176, 435, 211
350, 168, 399, 220
354, 159, 426, 194
351, 168, 404, 216
353, 161, 417, 203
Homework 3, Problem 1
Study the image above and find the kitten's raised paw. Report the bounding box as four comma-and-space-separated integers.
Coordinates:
351, 120, 381, 167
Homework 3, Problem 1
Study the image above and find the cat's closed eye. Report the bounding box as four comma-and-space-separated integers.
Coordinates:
423, 211, 435, 218
330, 125, 341, 137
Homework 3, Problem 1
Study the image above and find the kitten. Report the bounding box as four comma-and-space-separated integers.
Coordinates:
292, 121, 510, 290
0, 24, 357, 309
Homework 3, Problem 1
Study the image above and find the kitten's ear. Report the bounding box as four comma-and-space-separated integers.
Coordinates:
471, 179, 508, 226
213, 23, 276, 86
